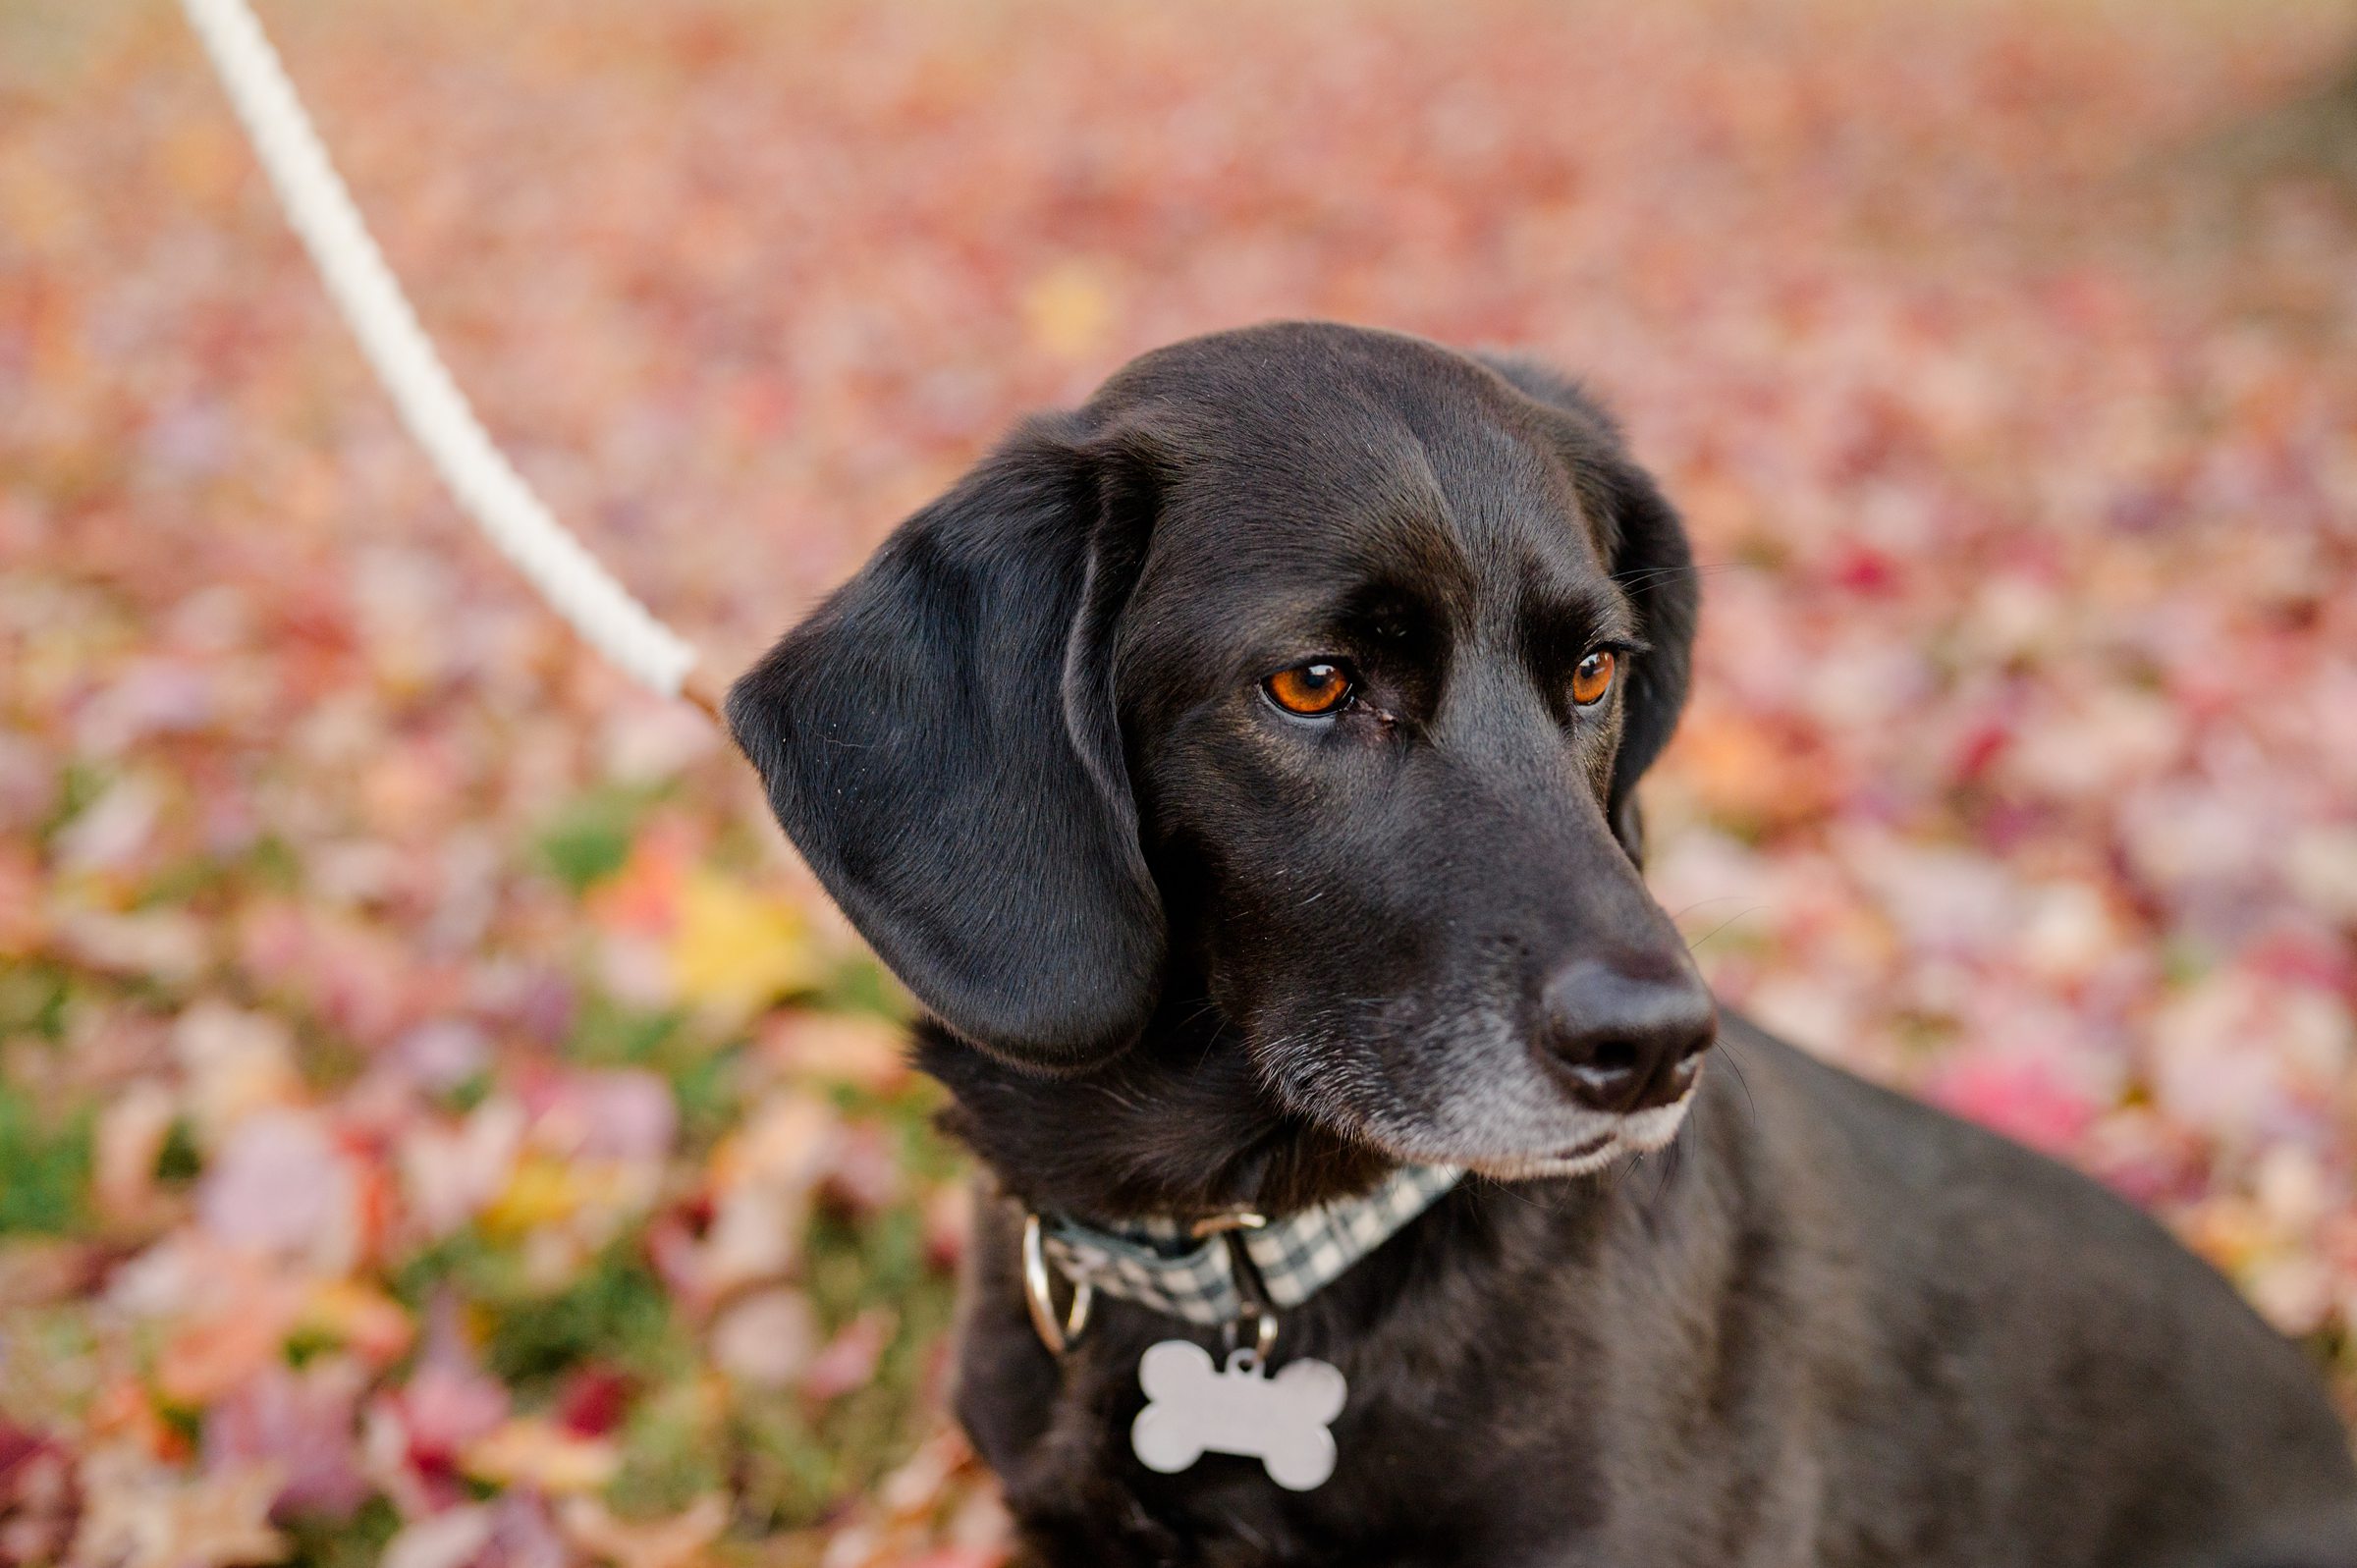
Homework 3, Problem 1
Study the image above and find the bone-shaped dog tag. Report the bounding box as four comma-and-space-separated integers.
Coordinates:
1130, 1339, 1347, 1491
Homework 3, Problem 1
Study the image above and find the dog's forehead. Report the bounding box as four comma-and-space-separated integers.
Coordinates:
1101, 325, 1607, 615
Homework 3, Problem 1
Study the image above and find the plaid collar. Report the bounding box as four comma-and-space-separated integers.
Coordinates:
1038, 1163, 1463, 1327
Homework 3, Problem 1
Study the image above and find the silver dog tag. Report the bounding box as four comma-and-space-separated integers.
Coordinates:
1130, 1339, 1347, 1491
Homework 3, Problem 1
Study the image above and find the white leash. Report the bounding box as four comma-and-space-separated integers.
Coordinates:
174, 0, 719, 717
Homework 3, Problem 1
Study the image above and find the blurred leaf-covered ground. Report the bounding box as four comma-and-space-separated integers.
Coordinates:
4, 0, 2356, 1562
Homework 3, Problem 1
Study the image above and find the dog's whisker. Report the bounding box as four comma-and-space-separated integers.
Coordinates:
1646, 1121, 1689, 1210
1611, 558, 1750, 588
1711, 1034, 1761, 1134
1681, 905, 1766, 956
1665, 894, 1755, 923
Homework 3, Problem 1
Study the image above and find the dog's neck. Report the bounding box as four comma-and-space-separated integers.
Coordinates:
914, 1007, 1398, 1224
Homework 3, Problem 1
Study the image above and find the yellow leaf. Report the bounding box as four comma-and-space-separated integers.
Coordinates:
462, 1418, 622, 1494
73, 1447, 289, 1568
155, 1284, 305, 1407
162, 123, 243, 207
559, 1492, 729, 1568
0, 159, 75, 248
94, 1084, 177, 1226
1021, 259, 1116, 360
666, 871, 821, 1016
479, 1156, 586, 1235
300, 1279, 415, 1365
760, 1012, 909, 1094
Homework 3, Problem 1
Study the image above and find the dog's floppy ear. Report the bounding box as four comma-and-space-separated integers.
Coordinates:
1478, 354, 1700, 865
1589, 455, 1697, 865
726, 415, 1164, 1072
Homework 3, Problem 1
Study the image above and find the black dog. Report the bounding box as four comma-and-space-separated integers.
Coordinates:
729, 322, 2357, 1566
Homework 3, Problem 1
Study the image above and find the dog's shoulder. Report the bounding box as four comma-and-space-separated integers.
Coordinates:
1729, 1014, 2248, 1315
1720, 1013, 2357, 1546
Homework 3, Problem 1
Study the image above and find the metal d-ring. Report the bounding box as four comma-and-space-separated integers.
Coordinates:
1245, 1301, 1280, 1362
1021, 1213, 1093, 1355
1222, 1300, 1282, 1366
1213, 1224, 1282, 1365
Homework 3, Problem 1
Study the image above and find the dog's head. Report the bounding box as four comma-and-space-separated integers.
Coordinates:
730, 322, 1712, 1179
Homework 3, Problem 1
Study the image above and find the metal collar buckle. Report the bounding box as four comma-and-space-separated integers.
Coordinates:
1021, 1208, 1282, 1360
1188, 1208, 1268, 1240
1022, 1213, 1093, 1354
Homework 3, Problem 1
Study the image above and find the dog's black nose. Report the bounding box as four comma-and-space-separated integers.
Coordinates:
1537, 957, 1717, 1113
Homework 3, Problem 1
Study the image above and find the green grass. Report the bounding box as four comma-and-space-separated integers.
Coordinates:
0, 1083, 92, 1235
537, 784, 670, 893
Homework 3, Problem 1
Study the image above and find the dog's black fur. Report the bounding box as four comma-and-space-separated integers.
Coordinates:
729, 322, 2357, 1567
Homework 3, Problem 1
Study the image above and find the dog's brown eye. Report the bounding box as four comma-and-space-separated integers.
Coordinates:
1265, 662, 1354, 717
1571, 650, 1616, 707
